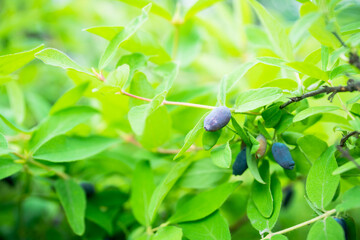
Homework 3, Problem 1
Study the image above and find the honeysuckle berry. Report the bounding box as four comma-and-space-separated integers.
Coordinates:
233, 148, 248, 176
334, 217, 349, 240
255, 134, 267, 159
204, 106, 231, 132
271, 142, 295, 170
80, 182, 95, 199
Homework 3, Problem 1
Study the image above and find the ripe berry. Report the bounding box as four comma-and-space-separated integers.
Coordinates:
204, 106, 231, 132
333, 217, 348, 240
233, 148, 248, 176
80, 182, 95, 199
271, 142, 295, 170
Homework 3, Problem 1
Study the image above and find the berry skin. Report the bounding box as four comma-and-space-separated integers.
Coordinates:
204, 106, 231, 132
333, 217, 348, 240
255, 134, 267, 159
80, 182, 95, 199
232, 148, 248, 176
271, 142, 295, 170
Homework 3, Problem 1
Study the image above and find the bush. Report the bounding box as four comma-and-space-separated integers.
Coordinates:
0, 0, 360, 239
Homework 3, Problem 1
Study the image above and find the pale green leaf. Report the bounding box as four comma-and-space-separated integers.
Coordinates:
293, 106, 340, 122
210, 142, 231, 168
307, 218, 345, 240
116, 0, 171, 20
0, 44, 44, 75
333, 158, 360, 175
6, 81, 25, 124
185, 0, 224, 20
289, 12, 320, 48
33, 135, 118, 162
0, 159, 22, 180
99, 4, 151, 69
336, 186, 360, 212
152, 226, 182, 240
286, 62, 328, 80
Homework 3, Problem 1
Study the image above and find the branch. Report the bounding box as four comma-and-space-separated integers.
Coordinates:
262, 209, 336, 239
349, 52, 360, 70
280, 79, 360, 109
28, 159, 69, 180
339, 131, 360, 147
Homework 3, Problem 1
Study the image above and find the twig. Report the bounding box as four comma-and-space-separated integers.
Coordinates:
339, 131, 360, 147
28, 159, 69, 180
280, 79, 360, 109
336, 145, 360, 170
262, 209, 336, 239
349, 52, 360, 70
332, 32, 348, 48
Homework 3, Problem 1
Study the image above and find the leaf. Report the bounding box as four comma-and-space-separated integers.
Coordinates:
306, 146, 340, 210
336, 186, 360, 212
235, 88, 283, 113
55, 179, 86, 236
210, 142, 232, 168
246, 147, 265, 184
185, 0, 223, 20
155, 62, 179, 92
293, 106, 340, 122
297, 135, 327, 162
307, 218, 345, 240
0, 159, 22, 180
247, 0, 293, 60
231, 117, 251, 146
33, 135, 118, 162
29, 106, 98, 152
131, 160, 155, 226
247, 173, 282, 231
178, 158, 231, 189
99, 4, 151, 69
85, 204, 113, 234
152, 226, 182, 240
257, 57, 293, 71
50, 82, 90, 114
168, 181, 240, 223
289, 12, 320, 48
262, 103, 283, 128
251, 161, 273, 218
332, 158, 360, 175
0, 44, 44, 75
35, 48, 91, 74
202, 130, 221, 151
105, 64, 129, 89
0, 113, 32, 133
148, 158, 192, 224
218, 61, 257, 104
115, 0, 171, 20
174, 114, 207, 160
179, 211, 231, 240
6, 81, 25, 124
286, 62, 328, 81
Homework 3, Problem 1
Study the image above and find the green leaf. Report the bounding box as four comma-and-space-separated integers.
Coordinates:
85, 204, 113, 234
105, 64, 129, 89
307, 218, 345, 240
257, 57, 293, 71
262, 103, 283, 128
202, 130, 221, 151
179, 211, 231, 240
6, 81, 25, 124
247, 0, 293, 60
35, 48, 91, 74
251, 161, 273, 218
231, 117, 251, 146
155, 62, 179, 92
330, 64, 358, 80
270, 235, 288, 240
336, 186, 360, 212
29, 106, 98, 152
297, 135, 327, 162
0, 159, 22, 180
178, 158, 231, 189
286, 62, 328, 81
0, 44, 44, 75
174, 114, 207, 160
168, 181, 240, 223
185, 0, 223, 20
152, 226, 182, 240
50, 82, 90, 114
332, 158, 360, 175
246, 147, 265, 184
115, 0, 171, 20
289, 12, 320, 48
148, 158, 192, 224
235, 87, 283, 113
0, 113, 32, 133
55, 179, 86, 236
306, 146, 340, 210
218, 61, 257, 104
293, 106, 340, 122
99, 4, 151, 69
247, 173, 282, 231
0, 133, 9, 154
210, 142, 232, 168
33, 135, 118, 162
131, 160, 155, 226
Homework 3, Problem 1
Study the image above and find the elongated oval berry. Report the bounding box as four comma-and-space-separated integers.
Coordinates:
333, 217, 348, 240
204, 106, 231, 132
80, 182, 96, 199
271, 142, 295, 170
255, 134, 267, 159
233, 148, 248, 175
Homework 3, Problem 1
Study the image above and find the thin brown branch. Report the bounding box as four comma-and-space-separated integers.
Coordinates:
280, 79, 360, 109
336, 145, 360, 171
339, 131, 360, 147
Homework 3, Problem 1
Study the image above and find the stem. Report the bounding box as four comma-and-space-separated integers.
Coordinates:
152, 221, 170, 232
262, 209, 336, 239
28, 159, 69, 180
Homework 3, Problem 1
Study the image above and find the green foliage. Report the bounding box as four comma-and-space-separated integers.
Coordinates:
1, 0, 360, 239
